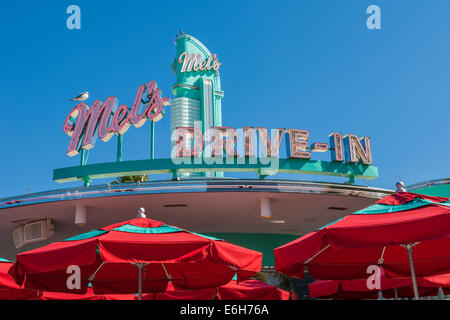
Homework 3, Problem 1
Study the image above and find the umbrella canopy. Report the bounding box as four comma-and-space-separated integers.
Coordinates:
41, 280, 289, 300
141, 282, 216, 300
309, 280, 380, 300
217, 279, 290, 300
0, 258, 40, 300
309, 269, 450, 300
39, 287, 103, 300
274, 192, 450, 299
140, 280, 290, 300
14, 217, 262, 298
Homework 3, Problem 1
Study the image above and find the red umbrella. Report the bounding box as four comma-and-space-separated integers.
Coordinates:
0, 258, 40, 300
141, 282, 216, 300
140, 280, 290, 300
217, 279, 290, 300
309, 280, 380, 300
274, 192, 450, 299
39, 287, 103, 300
14, 217, 262, 300
309, 269, 450, 300
37, 280, 290, 300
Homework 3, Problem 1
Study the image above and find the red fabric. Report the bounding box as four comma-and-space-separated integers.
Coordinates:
141, 283, 216, 300
332, 288, 379, 300
309, 271, 450, 299
274, 230, 326, 279
281, 237, 450, 280
308, 280, 340, 298
90, 262, 170, 294
420, 273, 450, 287
141, 280, 289, 300
36, 280, 288, 300
101, 294, 137, 300
100, 217, 164, 231
153, 288, 215, 300
274, 193, 450, 280
39, 287, 102, 300
309, 280, 379, 299
15, 218, 262, 294
375, 192, 448, 205
40, 288, 139, 300
217, 280, 290, 300
0, 262, 40, 300
16, 238, 98, 275
326, 204, 450, 248
341, 276, 411, 292
382, 287, 439, 299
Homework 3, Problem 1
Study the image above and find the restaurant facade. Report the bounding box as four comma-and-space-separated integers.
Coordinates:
0, 33, 403, 298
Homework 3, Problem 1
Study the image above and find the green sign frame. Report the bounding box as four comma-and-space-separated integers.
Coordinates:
53, 157, 378, 185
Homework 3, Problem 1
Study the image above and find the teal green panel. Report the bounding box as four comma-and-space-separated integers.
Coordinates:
112, 224, 182, 234
53, 157, 378, 183
411, 185, 450, 198
63, 229, 107, 241
203, 233, 299, 267
0, 257, 10, 263
352, 198, 450, 215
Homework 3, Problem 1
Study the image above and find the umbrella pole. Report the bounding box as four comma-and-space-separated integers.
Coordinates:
405, 244, 420, 300
138, 264, 143, 300
135, 263, 146, 301
394, 287, 398, 300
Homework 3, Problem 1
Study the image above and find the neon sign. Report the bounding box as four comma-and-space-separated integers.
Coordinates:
63, 81, 169, 157
174, 127, 373, 164
177, 52, 221, 73
56, 33, 378, 186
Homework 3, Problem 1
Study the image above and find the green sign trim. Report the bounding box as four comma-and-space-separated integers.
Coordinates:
53, 157, 378, 184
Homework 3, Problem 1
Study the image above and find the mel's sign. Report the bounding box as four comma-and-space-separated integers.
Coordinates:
63, 81, 169, 157
178, 52, 221, 73
62, 84, 373, 165
57, 34, 377, 186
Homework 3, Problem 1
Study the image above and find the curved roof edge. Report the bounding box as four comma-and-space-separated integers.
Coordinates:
406, 178, 450, 197
0, 179, 393, 211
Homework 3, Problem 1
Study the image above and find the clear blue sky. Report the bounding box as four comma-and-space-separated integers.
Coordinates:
0, 0, 449, 197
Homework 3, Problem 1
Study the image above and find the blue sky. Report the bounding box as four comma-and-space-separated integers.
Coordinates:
0, 0, 449, 197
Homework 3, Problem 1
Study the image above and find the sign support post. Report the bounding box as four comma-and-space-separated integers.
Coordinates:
116, 134, 123, 162
150, 120, 155, 160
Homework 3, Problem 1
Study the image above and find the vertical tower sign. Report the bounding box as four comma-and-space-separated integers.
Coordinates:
171, 34, 224, 177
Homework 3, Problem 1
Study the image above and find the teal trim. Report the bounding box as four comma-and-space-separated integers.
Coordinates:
352, 198, 450, 215
188, 231, 222, 241
112, 224, 222, 239
0, 257, 10, 263
318, 198, 450, 230
112, 224, 182, 234
63, 229, 108, 241
317, 217, 346, 230
53, 157, 378, 183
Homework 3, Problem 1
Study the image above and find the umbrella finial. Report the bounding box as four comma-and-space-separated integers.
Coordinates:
395, 181, 406, 192
137, 207, 146, 218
